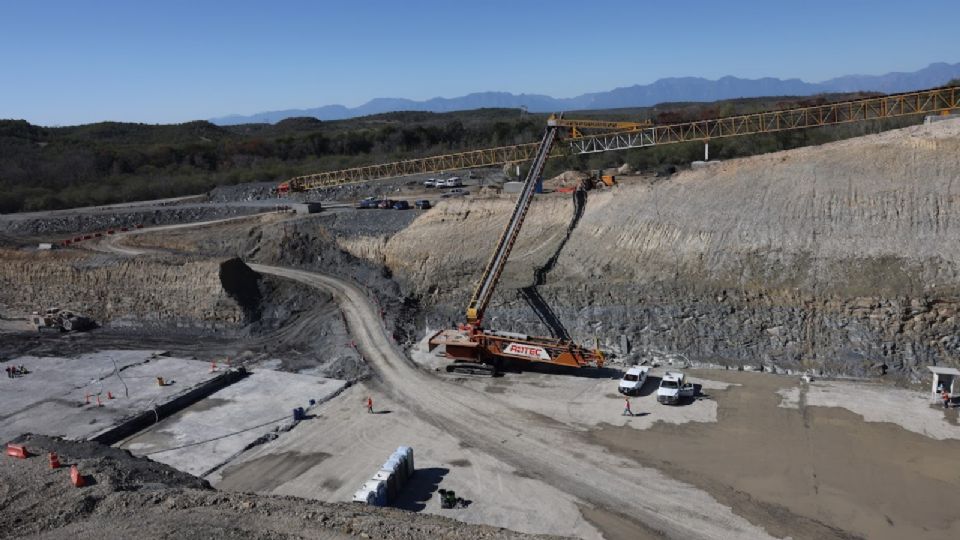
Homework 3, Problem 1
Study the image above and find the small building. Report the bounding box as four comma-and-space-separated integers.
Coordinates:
927, 366, 960, 400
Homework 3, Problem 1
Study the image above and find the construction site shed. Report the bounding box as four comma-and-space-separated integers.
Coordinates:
927, 366, 960, 400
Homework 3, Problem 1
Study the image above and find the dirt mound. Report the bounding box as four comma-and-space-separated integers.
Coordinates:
0, 436, 562, 539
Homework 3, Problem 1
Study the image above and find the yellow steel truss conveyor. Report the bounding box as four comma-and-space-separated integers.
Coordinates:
278, 85, 959, 193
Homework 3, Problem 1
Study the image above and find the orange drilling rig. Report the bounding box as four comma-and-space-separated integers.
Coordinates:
428, 116, 606, 375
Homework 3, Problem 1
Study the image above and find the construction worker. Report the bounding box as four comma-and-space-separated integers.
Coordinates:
622, 397, 634, 416
366, 396, 374, 414
4, 366, 11, 378
943, 389, 951, 409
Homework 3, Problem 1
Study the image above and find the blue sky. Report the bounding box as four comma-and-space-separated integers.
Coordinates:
1, 0, 957, 126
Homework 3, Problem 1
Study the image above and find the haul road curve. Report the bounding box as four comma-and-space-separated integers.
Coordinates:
100, 215, 785, 539
248, 263, 776, 540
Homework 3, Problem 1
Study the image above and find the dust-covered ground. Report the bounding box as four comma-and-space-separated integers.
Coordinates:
0, 435, 562, 540
584, 370, 960, 540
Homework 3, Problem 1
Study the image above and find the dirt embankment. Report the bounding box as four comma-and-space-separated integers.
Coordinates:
127, 211, 423, 348
377, 119, 960, 377
0, 435, 560, 540
0, 249, 247, 330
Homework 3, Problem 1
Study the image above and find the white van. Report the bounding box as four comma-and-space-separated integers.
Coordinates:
657, 371, 695, 405
618, 366, 650, 395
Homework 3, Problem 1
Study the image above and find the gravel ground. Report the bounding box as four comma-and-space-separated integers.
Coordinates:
0, 435, 562, 540
0, 203, 270, 237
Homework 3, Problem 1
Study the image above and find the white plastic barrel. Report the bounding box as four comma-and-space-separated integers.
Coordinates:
373, 479, 387, 507
374, 469, 398, 502
388, 451, 408, 482
397, 446, 414, 476
352, 488, 374, 504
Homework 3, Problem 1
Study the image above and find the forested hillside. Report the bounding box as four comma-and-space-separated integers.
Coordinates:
0, 90, 932, 213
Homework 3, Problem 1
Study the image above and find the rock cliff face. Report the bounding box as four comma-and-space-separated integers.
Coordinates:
381, 119, 960, 378
0, 250, 247, 330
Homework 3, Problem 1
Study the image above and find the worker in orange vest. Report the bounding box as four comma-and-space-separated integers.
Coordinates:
366, 396, 374, 414
943, 389, 951, 409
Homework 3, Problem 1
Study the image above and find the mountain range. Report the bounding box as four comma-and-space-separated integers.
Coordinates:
211, 62, 960, 125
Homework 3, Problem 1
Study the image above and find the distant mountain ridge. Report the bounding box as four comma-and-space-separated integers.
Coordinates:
211, 62, 960, 125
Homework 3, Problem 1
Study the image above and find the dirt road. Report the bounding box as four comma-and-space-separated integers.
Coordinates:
92, 213, 275, 256
249, 263, 776, 540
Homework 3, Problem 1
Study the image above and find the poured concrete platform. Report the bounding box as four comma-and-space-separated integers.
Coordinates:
119, 369, 347, 477
0, 350, 223, 443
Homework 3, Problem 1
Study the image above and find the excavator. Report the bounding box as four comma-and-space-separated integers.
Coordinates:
428, 116, 607, 374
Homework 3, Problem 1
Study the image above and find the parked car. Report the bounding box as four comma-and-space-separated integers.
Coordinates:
415, 199, 431, 210
441, 188, 469, 198
657, 371, 696, 405
393, 200, 410, 210
377, 199, 396, 209
618, 366, 650, 396
356, 199, 378, 209
423, 178, 438, 188
446, 176, 462, 187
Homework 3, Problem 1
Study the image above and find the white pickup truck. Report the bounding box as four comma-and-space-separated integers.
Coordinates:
618, 366, 650, 396
657, 371, 695, 405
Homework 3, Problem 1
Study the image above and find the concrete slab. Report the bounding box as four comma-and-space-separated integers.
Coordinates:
777, 380, 960, 440
0, 350, 221, 443
119, 369, 346, 477
209, 384, 603, 539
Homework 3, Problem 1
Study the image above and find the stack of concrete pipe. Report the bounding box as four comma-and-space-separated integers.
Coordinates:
353, 446, 415, 506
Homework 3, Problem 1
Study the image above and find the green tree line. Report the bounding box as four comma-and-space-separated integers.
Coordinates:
0, 90, 934, 213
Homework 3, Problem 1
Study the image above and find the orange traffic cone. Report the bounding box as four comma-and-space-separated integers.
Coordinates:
96, 395, 102, 407
70, 465, 85, 487
107, 391, 114, 399
210, 361, 217, 372
49, 452, 61, 469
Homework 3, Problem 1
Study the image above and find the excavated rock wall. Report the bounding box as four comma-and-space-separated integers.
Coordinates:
0, 249, 247, 330
380, 119, 960, 378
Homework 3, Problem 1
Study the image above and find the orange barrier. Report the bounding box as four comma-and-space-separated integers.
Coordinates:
70, 465, 85, 487
49, 452, 61, 469
6, 444, 28, 459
